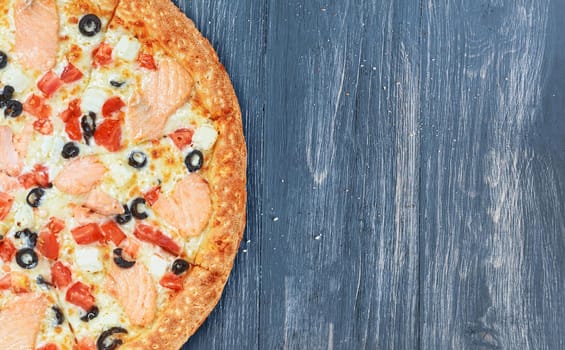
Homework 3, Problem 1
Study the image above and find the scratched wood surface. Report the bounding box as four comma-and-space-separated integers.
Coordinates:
175, 0, 565, 349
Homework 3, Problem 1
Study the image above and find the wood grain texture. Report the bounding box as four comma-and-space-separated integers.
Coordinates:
172, 0, 565, 349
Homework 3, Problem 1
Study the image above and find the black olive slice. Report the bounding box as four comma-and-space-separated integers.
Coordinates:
128, 151, 147, 169
97, 327, 128, 350
1, 85, 14, 101
62, 142, 80, 159
115, 204, 132, 225
185, 150, 203, 172
37, 275, 54, 288
79, 14, 102, 37
4, 100, 22, 118
130, 198, 148, 220
113, 248, 136, 269
81, 305, 100, 322
81, 112, 96, 145
15, 228, 38, 248
26, 188, 45, 207
110, 80, 125, 88
0, 51, 7, 69
52, 306, 65, 325
16, 248, 38, 269
171, 259, 190, 275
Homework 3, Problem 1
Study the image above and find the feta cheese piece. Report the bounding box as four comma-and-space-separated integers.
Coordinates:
149, 254, 169, 280
1, 64, 31, 92
75, 246, 103, 273
192, 125, 218, 151
81, 87, 108, 113
114, 35, 141, 62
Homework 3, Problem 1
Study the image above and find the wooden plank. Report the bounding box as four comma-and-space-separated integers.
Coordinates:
173, 0, 267, 349
260, 1, 421, 348
419, 0, 565, 348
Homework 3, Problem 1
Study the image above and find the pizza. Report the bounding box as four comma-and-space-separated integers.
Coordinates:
0, 0, 246, 349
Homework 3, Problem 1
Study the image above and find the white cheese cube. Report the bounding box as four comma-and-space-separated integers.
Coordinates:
81, 88, 108, 113
114, 36, 141, 62
149, 254, 169, 280
1, 64, 31, 92
75, 246, 103, 273
192, 125, 218, 151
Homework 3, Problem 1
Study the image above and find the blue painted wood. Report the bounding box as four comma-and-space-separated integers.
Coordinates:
173, 0, 565, 349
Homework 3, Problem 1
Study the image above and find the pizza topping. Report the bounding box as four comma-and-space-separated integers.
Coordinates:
82, 88, 108, 114
192, 125, 218, 151
26, 187, 46, 207
38, 71, 63, 97
52, 306, 65, 325
128, 151, 147, 169
185, 150, 204, 172
137, 52, 157, 70
80, 305, 100, 322
53, 156, 107, 195
33, 118, 54, 135
101, 221, 127, 245
133, 223, 181, 256
61, 99, 83, 141
159, 272, 183, 291
97, 327, 128, 350
102, 96, 125, 118
113, 248, 136, 269
144, 186, 161, 206
62, 142, 80, 159
169, 128, 193, 150
71, 223, 104, 244
171, 258, 191, 275
92, 43, 113, 67
77, 338, 96, 350
18, 164, 50, 189
94, 118, 122, 152
0, 126, 22, 176
0, 238, 16, 262
114, 205, 132, 225
51, 261, 72, 289
15, 248, 38, 269
114, 35, 141, 62
0, 85, 14, 107
110, 80, 125, 88
85, 189, 124, 216
15, 228, 38, 248
79, 14, 102, 37
23, 93, 52, 118
38, 343, 59, 350
60, 63, 84, 83
130, 197, 148, 220
4, 99, 23, 118
37, 217, 64, 260
81, 112, 97, 144
0, 191, 14, 220
0, 51, 7, 69
36, 275, 54, 288
66, 281, 95, 310
0, 293, 49, 350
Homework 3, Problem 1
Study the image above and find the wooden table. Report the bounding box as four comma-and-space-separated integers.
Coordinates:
178, 0, 565, 348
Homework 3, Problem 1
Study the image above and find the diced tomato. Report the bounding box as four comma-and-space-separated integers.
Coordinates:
18, 164, 50, 189
100, 221, 126, 246
0, 192, 14, 221
0, 274, 10, 290
94, 118, 122, 152
47, 217, 66, 234
168, 128, 193, 150
60, 99, 83, 141
0, 239, 15, 263
60, 63, 83, 83
134, 224, 181, 256
71, 223, 104, 244
51, 261, 72, 289
37, 230, 60, 260
137, 52, 157, 70
37, 71, 63, 97
159, 272, 183, 291
23, 94, 52, 118
33, 118, 54, 135
77, 338, 96, 350
102, 96, 125, 118
65, 282, 95, 310
10, 272, 30, 293
144, 186, 161, 206
37, 343, 59, 350
92, 43, 113, 67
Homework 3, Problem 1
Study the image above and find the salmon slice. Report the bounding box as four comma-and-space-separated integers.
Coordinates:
153, 173, 212, 237
70, 203, 106, 224
53, 157, 107, 195
0, 172, 22, 192
84, 188, 124, 216
14, 0, 59, 73
0, 192, 14, 220
106, 262, 157, 327
127, 58, 193, 142
0, 126, 23, 176
13, 123, 34, 159
0, 293, 50, 350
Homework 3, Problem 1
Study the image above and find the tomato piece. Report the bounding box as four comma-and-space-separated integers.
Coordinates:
51, 261, 72, 289
77, 338, 96, 350
94, 118, 122, 152
159, 272, 183, 291
92, 43, 113, 67
37, 230, 60, 260
0, 273, 10, 290
60, 99, 82, 141
66, 282, 95, 310
23, 94, 51, 118
144, 186, 161, 206
0, 192, 14, 221
100, 221, 126, 246
0, 238, 15, 263
137, 52, 157, 70
37, 71, 63, 97
37, 343, 59, 350
121, 238, 140, 258
71, 223, 104, 244
47, 217, 66, 233
168, 128, 193, 150
33, 118, 54, 135
18, 164, 50, 189
60, 63, 83, 83
102, 96, 125, 118
134, 224, 181, 256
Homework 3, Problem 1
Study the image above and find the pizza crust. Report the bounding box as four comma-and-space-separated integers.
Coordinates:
110, 0, 246, 348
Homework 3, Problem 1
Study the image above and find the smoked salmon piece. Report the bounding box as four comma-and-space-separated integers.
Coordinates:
106, 262, 157, 326
0, 126, 22, 176
0, 172, 22, 192
53, 157, 107, 195
0, 192, 14, 220
153, 173, 212, 237
0, 293, 50, 350
14, 0, 59, 73
12, 123, 34, 159
127, 58, 193, 142
84, 188, 124, 216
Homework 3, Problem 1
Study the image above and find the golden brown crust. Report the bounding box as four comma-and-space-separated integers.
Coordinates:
110, 0, 246, 348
